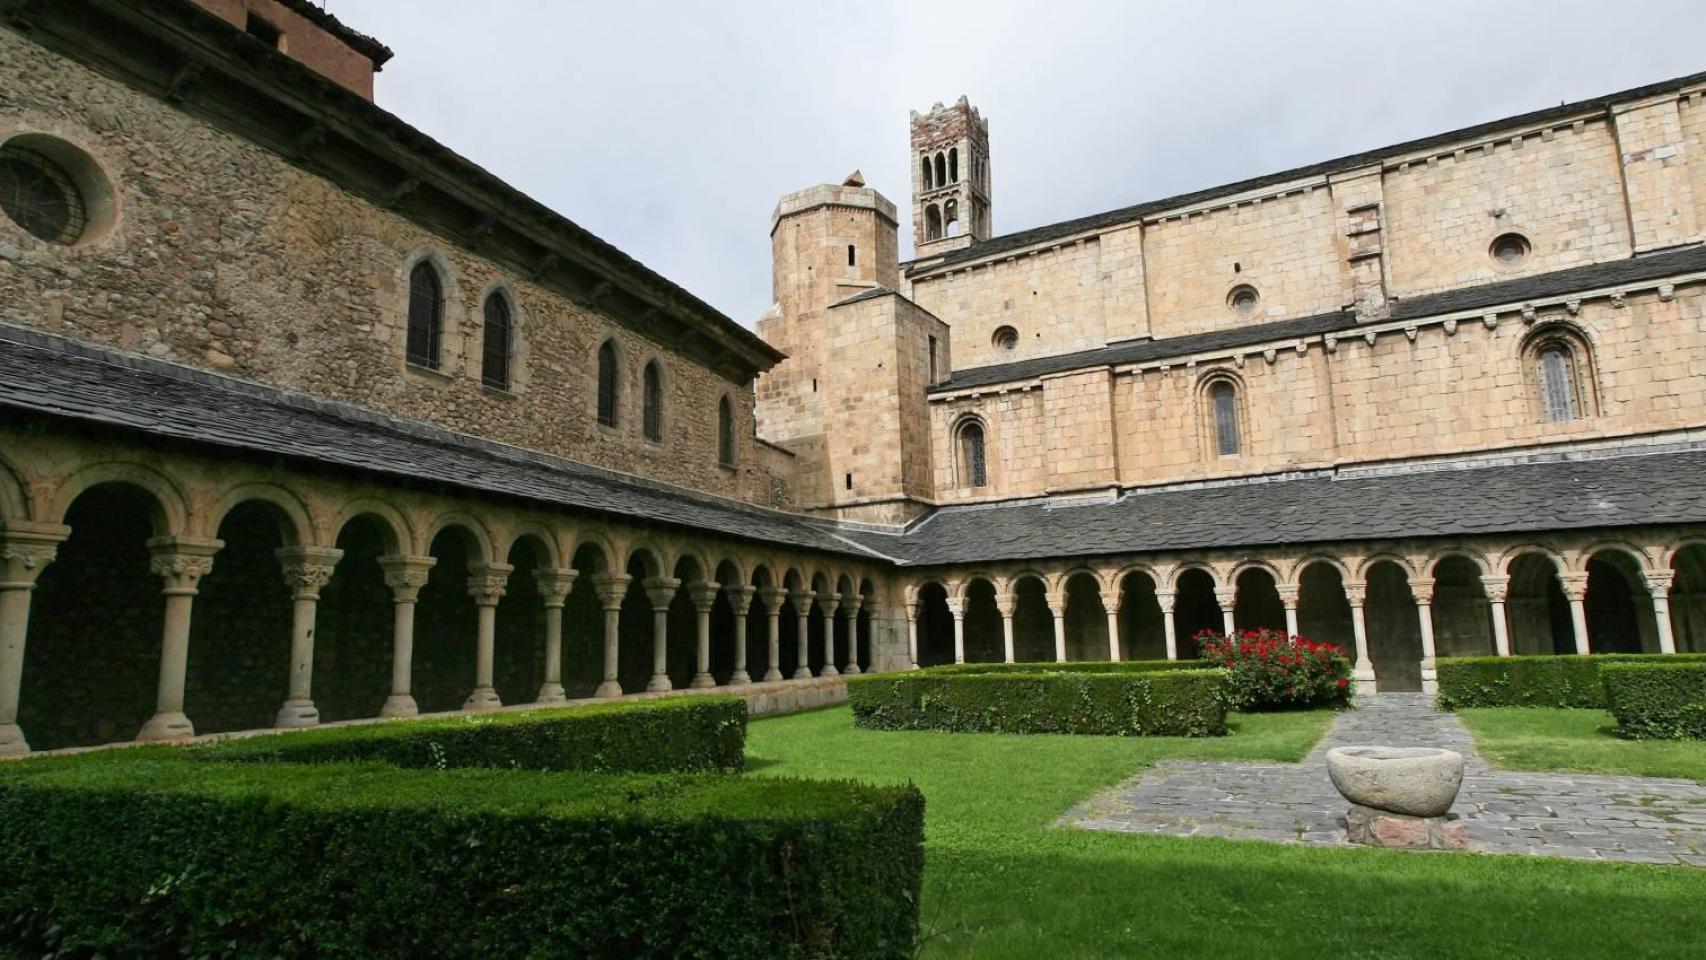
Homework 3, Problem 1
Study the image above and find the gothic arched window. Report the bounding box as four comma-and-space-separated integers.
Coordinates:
1209, 380, 1240, 457
481, 291, 512, 389
717, 395, 735, 466
406, 261, 443, 369
642, 360, 663, 441
958, 420, 988, 488
596, 340, 620, 427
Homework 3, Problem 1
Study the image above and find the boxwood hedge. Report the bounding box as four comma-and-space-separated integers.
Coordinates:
0, 753, 924, 958
848, 663, 1228, 736
1602, 662, 1706, 740
197, 695, 746, 773
1435, 653, 1706, 709
922, 659, 1215, 676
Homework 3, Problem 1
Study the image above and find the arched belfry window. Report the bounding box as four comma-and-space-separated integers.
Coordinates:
1526, 327, 1594, 423
925, 204, 943, 241
717, 395, 735, 466
642, 360, 663, 441
920, 155, 932, 190
934, 152, 946, 188
406, 261, 443, 368
948, 147, 959, 183
1207, 379, 1241, 457
481, 291, 512, 389
957, 420, 988, 489
596, 340, 620, 427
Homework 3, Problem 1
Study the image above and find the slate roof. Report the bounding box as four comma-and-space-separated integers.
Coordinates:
933, 244, 1706, 392
839, 449, 1706, 567
0, 327, 870, 559
907, 69, 1706, 276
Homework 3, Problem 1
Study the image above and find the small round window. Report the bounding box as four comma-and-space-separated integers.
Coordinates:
1227, 284, 1259, 315
1490, 232, 1531, 269
0, 135, 115, 247
992, 325, 1019, 351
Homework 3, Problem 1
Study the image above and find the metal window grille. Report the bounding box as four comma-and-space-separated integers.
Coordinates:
1539, 345, 1577, 421
961, 424, 987, 488
0, 144, 86, 245
1213, 382, 1240, 456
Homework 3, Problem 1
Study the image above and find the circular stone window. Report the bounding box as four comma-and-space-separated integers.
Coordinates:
1490, 232, 1532, 269
992, 325, 1019, 351
0, 135, 116, 246
1227, 284, 1259, 315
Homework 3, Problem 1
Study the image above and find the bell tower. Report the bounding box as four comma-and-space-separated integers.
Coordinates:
911, 96, 991, 256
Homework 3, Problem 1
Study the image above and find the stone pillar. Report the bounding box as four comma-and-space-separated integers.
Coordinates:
1214, 586, 1237, 636
1104, 596, 1122, 662
1156, 589, 1178, 660
945, 596, 965, 664
1277, 584, 1300, 637
1046, 592, 1067, 662
726, 585, 756, 684
0, 522, 69, 757
688, 581, 720, 689
791, 590, 814, 680
273, 546, 342, 728
533, 568, 577, 703
841, 596, 864, 674
1559, 572, 1591, 655
138, 535, 222, 742
1412, 577, 1439, 695
1344, 580, 1376, 695
1644, 571, 1678, 655
378, 555, 435, 718
463, 562, 513, 711
643, 577, 682, 693
820, 593, 842, 676
994, 592, 1017, 663
758, 587, 786, 681
592, 573, 631, 698
904, 601, 920, 670
1481, 575, 1512, 657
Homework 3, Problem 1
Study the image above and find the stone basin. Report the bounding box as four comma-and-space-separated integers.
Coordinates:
1325, 746, 1464, 818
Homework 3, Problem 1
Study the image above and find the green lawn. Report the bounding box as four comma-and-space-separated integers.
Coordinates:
748, 706, 1706, 959
1458, 707, 1706, 782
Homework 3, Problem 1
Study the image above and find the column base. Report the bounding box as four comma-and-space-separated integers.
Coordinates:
729, 670, 752, 685
594, 679, 623, 699
534, 682, 567, 704
137, 711, 194, 743
844, 663, 862, 675
689, 672, 716, 689
380, 694, 418, 718
0, 723, 28, 757
1420, 659, 1438, 696
274, 698, 320, 729
820, 665, 841, 677
645, 675, 673, 693
462, 686, 502, 711
791, 667, 813, 680
762, 668, 783, 682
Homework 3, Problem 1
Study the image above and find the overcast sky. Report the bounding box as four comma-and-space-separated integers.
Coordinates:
329, 1, 1705, 327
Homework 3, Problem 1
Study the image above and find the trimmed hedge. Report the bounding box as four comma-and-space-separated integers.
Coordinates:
848, 665, 1228, 736
0, 753, 924, 958
1603, 662, 1706, 740
197, 695, 747, 773
1436, 653, 1706, 710
923, 659, 1214, 676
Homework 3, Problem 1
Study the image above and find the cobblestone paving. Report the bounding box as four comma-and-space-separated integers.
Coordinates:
1060, 694, 1706, 866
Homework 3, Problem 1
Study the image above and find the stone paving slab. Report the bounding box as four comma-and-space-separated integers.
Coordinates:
1060, 693, 1706, 866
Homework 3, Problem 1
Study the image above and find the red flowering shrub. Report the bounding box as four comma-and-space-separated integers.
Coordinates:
1195, 628, 1353, 711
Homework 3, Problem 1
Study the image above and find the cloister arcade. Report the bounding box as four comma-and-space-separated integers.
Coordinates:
905, 537, 1706, 693
0, 427, 896, 756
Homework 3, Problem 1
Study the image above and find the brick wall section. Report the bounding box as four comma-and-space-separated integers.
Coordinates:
0, 28, 788, 510
191, 0, 378, 99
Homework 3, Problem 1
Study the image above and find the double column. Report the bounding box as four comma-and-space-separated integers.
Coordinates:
377, 555, 435, 717
688, 581, 720, 689
1411, 577, 1439, 694
726, 585, 757, 684
533, 568, 577, 703
1046, 591, 1067, 662
1214, 586, 1237, 635
790, 589, 814, 679
1155, 589, 1178, 660
840, 595, 863, 674
0, 522, 70, 756
1558, 572, 1592, 655
945, 595, 966, 664
819, 593, 842, 676
462, 562, 514, 710
994, 592, 1017, 663
138, 535, 223, 742
1276, 584, 1300, 637
643, 577, 682, 692
273, 546, 343, 728
1645, 571, 1679, 655
592, 573, 631, 698
1343, 580, 1376, 695
1480, 575, 1513, 656
759, 587, 787, 681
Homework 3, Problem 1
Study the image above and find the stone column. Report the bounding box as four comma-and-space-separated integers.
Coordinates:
1644, 571, 1678, 655
841, 596, 864, 674
533, 568, 577, 703
1046, 592, 1067, 662
463, 562, 513, 711
791, 590, 814, 679
592, 573, 631, 698
643, 576, 681, 692
759, 587, 787, 681
378, 555, 435, 718
1277, 584, 1300, 637
1344, 580, 1376, 695
945, 596, 965, 664
138, 535, 222, 742
904, 601, 920, 670
726, 585, 756, 684
0, 522, 69, 757
273, 546, 342, 728
688, 581, 720, 689
1104, 596, 1122, 662
1559, 572, 1592, 655
994, 592, 1017, 663
1481, 575, 1512, 657
1412, 577, 1439, 694
820, 593, 842, 676
1214, 586, 1237, 636
1156, 589, 1178, 660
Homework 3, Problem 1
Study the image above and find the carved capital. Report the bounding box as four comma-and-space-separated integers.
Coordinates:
643, 576, 682, 611
820, 593, 842, 617
789, 589, 815, 611
1342, 581, 1368, 607
533, 567, 578, 606
379, 554, 436, 602
1045, 592, 1066, 616
275, 546, 342, 601
840, 595, 864, 616
1154, 589, 1177, 614
1274, 584, 1299, 607
994, 592, 1017, 618
1557, 572, 1590, 602
592, 573, 632, 609
1643, 570, 1675, 598
466, 562, 515, 605
1479, 575, 1511, 603
0, 521, 70, 589
1213, 586, 1238, 607
724, 584, 757, 615
943, 596, 964, 618
1410, 577, 1436, 605
757, 586, 788, 615
147, 535, 222, 594
688, 581, 721, 613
